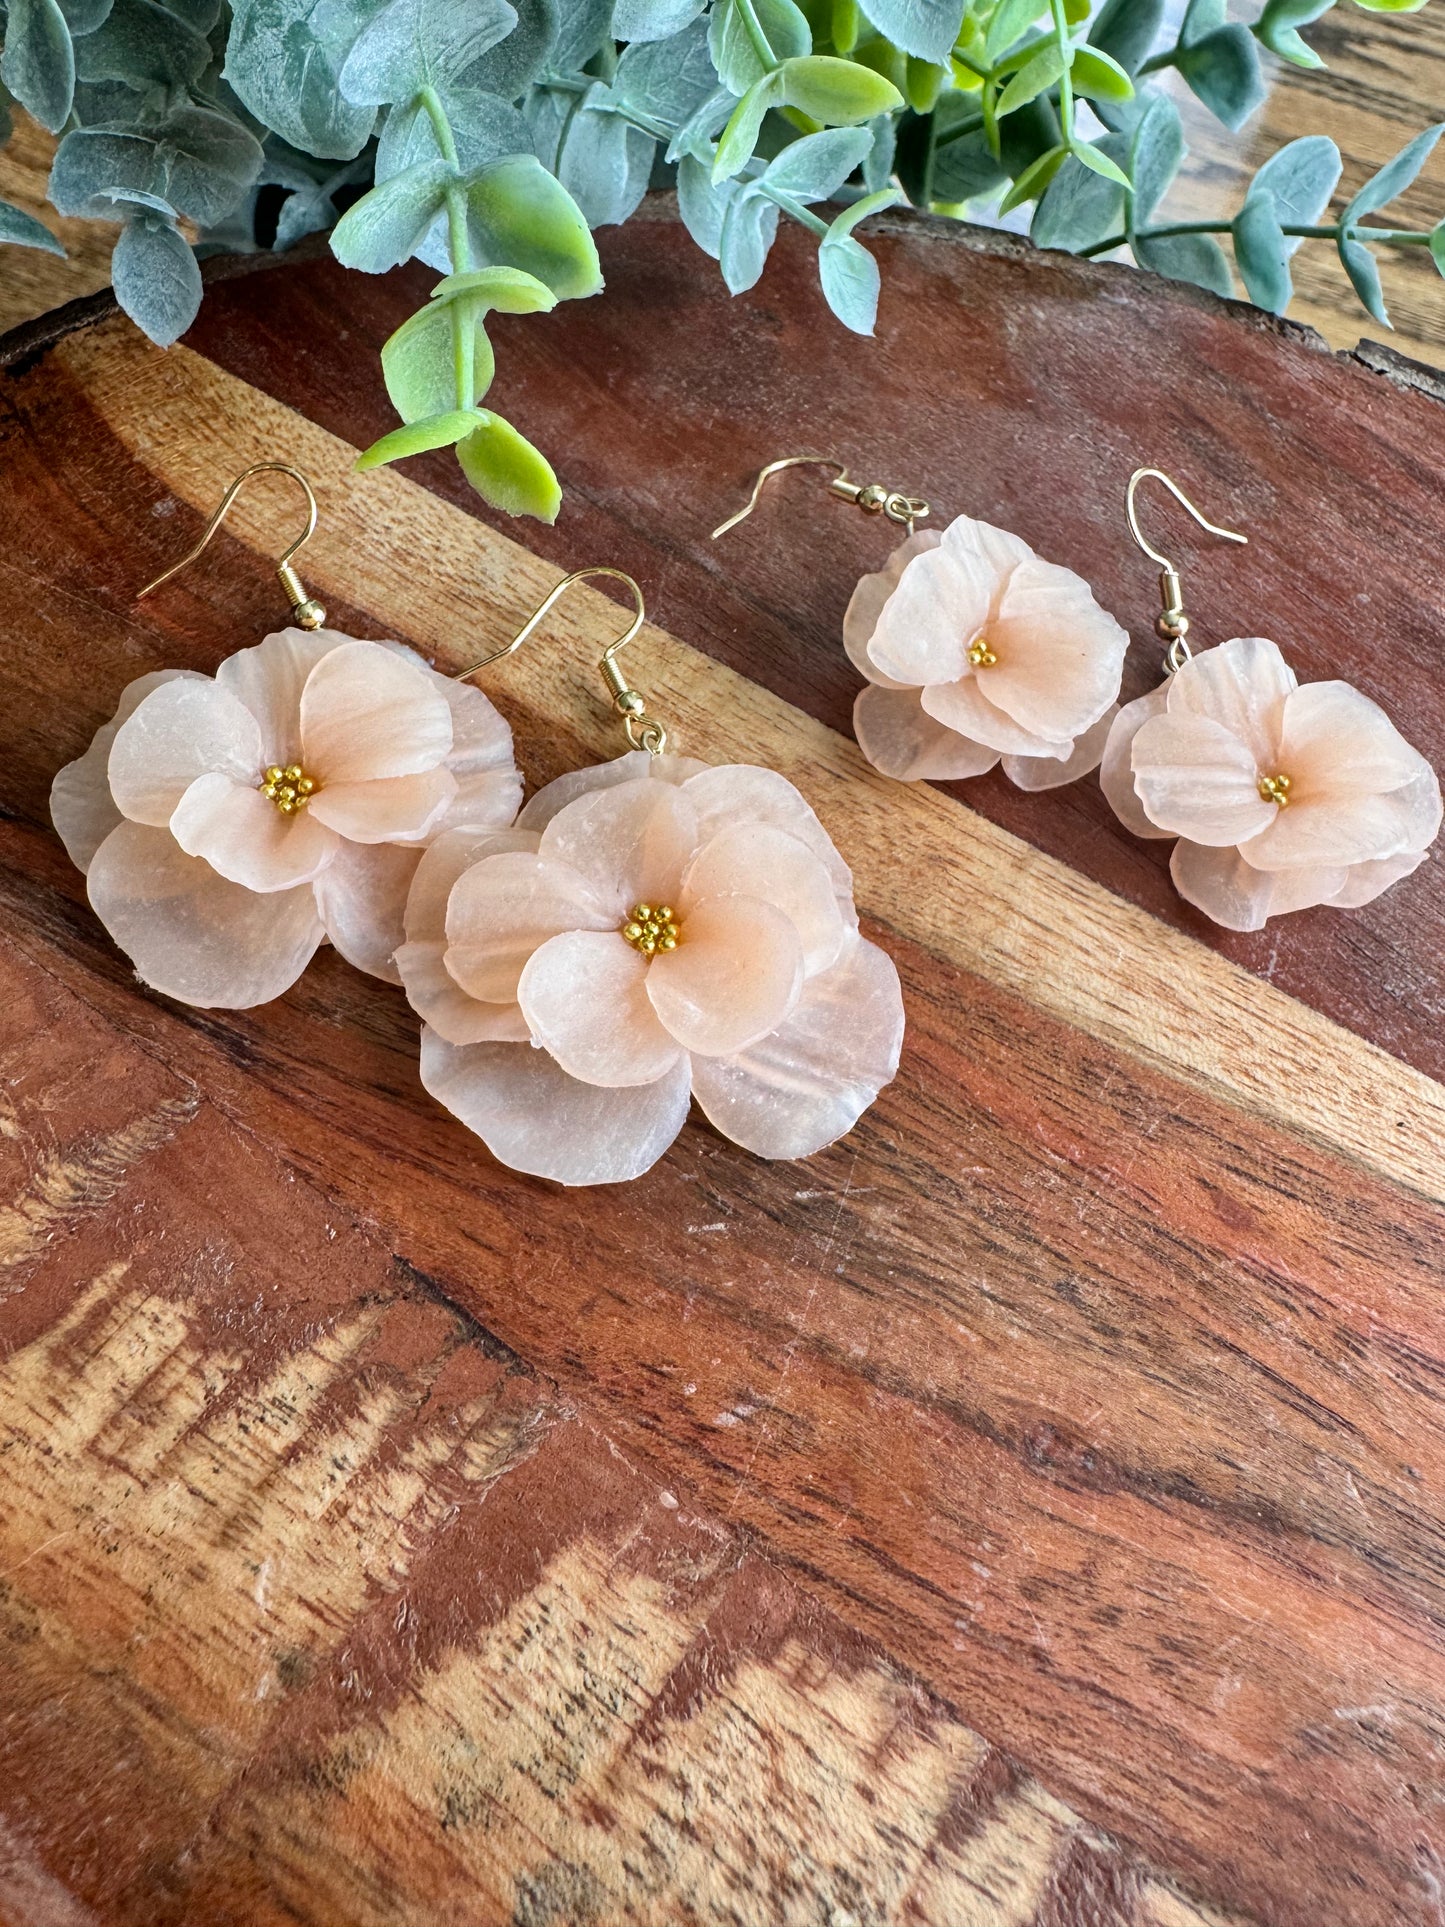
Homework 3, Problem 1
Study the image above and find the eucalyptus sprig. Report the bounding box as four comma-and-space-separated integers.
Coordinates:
0, 0, 1440, 528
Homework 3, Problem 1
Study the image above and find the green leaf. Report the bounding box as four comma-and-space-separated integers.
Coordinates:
1351, 0, 1427, 11
713, 70, 782, 180
330, 158, 453, 272
985, 0, 1046, 60
1031, 141, 1125, 248
1070, 45, 1134, 103
1252, 0, 1330, 68
1087, 0, 1164, 75
456, 414, 562, 522
554, 83, 656, 227
460, 154, 603, 299
1127, 91, 1183, 226
430, 265, 557, 311
1232, 191, 1290, 309
760, 124, 872, 198
996, 38, 1065, 116
111, 210, 200, 346
0, 197, 65, 255
339, 0, 517, 105
1134, 229, 1232, 294
2, 0, 74, 134
1071, 139, 1130, 187
1431, 220, 1445, 278
1338, 234, 1388, 322
383, 303, 496, 419
612, 0, 706, 40
858, 0, 966, 60
225, 0, 378, 162
818, 230, 879, 331
776, 53, 902, 122
613, 18, 717, 122
1179, 0, 1224, 40
1248, 135, 1339, 254
58, 0, 113, 31
466, 0, 558, 91
709, 0, 811, 93
677, 151, 741, 255
49, 111, 264, 227
374, 87, 531, 184
1341, 123, 1444, 225
930, 117, 1007, 202
998, 140, 1066, 213
905, 54, 947, 113
356, 407, 489, 469
1173, 24, 1265, 131
72, 0, 210, 89
718, 184, 779, 290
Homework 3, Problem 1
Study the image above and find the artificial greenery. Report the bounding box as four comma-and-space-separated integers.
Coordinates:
2, 0, 1441, 521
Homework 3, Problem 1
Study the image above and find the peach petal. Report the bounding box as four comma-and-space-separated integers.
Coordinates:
404, 827, 540, 944
1098, 685, 1172, 838
983, 558, 1129, 741
445, 851, 611, 1003
397, 942, 532, 1043
866, 516, 1019, 686
1169, 840, 1345, 931
681, 824, 846, 977
433, 672, 524, 832
1327, 848, 1430, 909
1002, 705, 1118, 791
539, 778, 698, 920
306, 766, 457, 843
683, 765, 853, 904
87, 820, 324, 1007
50, 670, 203, 872
646, 895, 803, 1058
1166, 637, 1295, 770
313, 840, 423, 982
419, 1029, 692, 1185
1237, 781, 1438, 873
853, 684, 1001, 782
109, 678, 263, 826
300, 640, 453, 783
170, 772, 339, 891
920, 677, 1068, 758
842, 530, 941, 686
1130, 712, 1277, 845
1277, 680, 1436, 801
690, 936, 904, 1159
519, 930, 682, 1087
517, 751, 708, 834
216, 627, 343, 763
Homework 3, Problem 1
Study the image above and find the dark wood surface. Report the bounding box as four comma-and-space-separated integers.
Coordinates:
1, 205, 1443, 1927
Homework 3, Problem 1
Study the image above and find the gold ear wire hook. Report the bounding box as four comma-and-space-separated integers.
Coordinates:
453, 565, 667, 756
1125, 467, 1248, 670
138, 461, 328, 630
711, 453, 931, 541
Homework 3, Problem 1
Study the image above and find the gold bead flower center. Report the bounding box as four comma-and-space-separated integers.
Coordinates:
967, 634, 998, 668
1258, 772, 1292, 807
621, 903, 680, 957
260, 763, 317, 815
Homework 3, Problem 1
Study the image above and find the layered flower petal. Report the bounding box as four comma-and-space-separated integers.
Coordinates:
853, 685, 1001, 782
306, 767, 456, 844
216, 627, 340, 764
684, 764, 854, 909
646, 895, 803, 1057
1001, 706, 1118, 791
867, 515, 1031, 686
51, 669, 202, 872
1169, 840, 1347, 932
313, 839, 424, 982
170, 772, 338, 891
1277, 680, 1436, 801
518, 930, 682, 1086
397, 942, 533, 1043
1327, 848, 1430, 909
1166, 637, 1295, 771
1238, 779, 1441, 872
539, 777, 698, 920
843, 531, 941, 686
517, 750, 707, 834
420, 1029, 693, 1185
691, 937, 904, 1159
87, 820, 324, 1008
108, 678, 263, 826
428, 668, 524, 833
920, 677, 1069, 758
444, 851, 611, 1003
299, 640, 453, 782
983, 559, 1129, 742
681, 823, 847, 976
405, 828, 541, 944
1098, 684, 1171, 838
1130, 712, 1278, 846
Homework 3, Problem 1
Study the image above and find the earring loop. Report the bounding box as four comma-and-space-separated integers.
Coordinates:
453, 565, 668, 756
137, 461, 327, 630
1125, 467, 1248, 669
711, 453, 931, 541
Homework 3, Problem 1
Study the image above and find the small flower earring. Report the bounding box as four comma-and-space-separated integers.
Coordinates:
1099, 467, 1441, 932
51, 462, 522, 1008
395, 568, 905, 1187
713, 454, 1131, 789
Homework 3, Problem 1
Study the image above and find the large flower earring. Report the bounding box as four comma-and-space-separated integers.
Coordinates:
395, 568, 906, 1187
713, 454, 1130, 788
1099, 467, 1441, 932
51, 462, 522, 1008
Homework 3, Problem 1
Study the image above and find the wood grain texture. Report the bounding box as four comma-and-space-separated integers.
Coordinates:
0, 222, 1443, 1927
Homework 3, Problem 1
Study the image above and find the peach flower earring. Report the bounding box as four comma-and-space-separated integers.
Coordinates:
1100, 468, 1441, 932
395, 567, 905, 1187
713, 454, 1130, 789
51, 462, 522, 1008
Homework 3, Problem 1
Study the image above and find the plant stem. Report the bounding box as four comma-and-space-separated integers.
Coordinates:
1077, 218, 1435, 258
734, 0, 779, 71
756, 182, 829, 234
419, 85, 475, 407
1047, 0, 1074, 144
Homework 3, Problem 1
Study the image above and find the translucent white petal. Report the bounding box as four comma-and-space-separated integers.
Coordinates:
1166, 637, 1295, 771
313, 839, 423, 982
87, 821, 324, 1008
420, 1029, 692, 1185
647, 895, 803, 1058
306, 767, 456, 843
1277, 680, 1436, 801
690, 937, 904, 1159
445, 851, 611, 1003
1169, 840, 1344, 931
1239, 779, 1441, 872
1002, 705, 1118, 792
518, 930, 683, 1087
842, 530, 941, 686
52, 719, 124, 875
397, 942, 532, 1042
853, 685, 1000, 782
984, 558, 1129, 741
216, 627, 343, 764
1131, 712, 1277, 846
1327, 848, 1430, 910
170, 772, 339, 891
683, 764, 853, 904
517, 751, 708, 833
108, 678, 263, 827
920, 678, 1067, 757
432, 672, 524, 832
1098, 684, 1172, 838
300, 640, 453, 783
682, 824, 847, 976
866, 516, 1020, 685
538, 777, 698, 920
404, 828, 540, 944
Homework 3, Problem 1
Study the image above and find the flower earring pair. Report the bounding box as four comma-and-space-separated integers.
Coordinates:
51, 468, 904, 1186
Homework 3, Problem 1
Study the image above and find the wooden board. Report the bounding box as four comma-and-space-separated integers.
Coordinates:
0, 208, 1443, 1927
